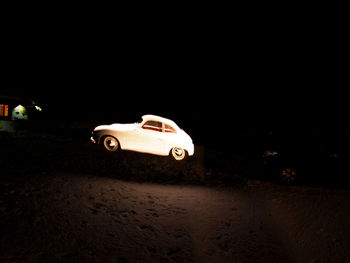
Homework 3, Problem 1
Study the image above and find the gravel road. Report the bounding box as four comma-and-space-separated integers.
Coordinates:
1, 172, 349, 262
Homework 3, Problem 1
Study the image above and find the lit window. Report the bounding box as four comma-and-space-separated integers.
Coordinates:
142, 121, 162, 132
0, 104, 9, 117
165, 124, 176, 133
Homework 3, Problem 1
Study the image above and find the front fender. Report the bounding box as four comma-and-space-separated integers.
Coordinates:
93, 130, 125, 148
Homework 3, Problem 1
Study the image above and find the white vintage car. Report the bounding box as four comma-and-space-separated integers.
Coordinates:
90, 115, 194, 160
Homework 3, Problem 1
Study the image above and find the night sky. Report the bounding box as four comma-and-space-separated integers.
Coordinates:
2, 7, 347, 134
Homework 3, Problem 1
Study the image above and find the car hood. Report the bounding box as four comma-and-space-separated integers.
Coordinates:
94, 123, 137, 132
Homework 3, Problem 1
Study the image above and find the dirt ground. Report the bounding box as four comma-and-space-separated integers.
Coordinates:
1, 131, 350, 262
1, 173, 350, 263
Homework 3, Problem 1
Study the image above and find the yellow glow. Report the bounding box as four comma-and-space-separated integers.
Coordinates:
12, 105, 28, 120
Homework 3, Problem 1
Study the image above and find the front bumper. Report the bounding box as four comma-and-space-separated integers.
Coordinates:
90, 136, 96, 144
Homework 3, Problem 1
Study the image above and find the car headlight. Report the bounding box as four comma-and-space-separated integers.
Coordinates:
263, 150, 278, 158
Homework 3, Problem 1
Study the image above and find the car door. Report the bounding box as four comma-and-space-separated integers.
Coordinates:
162, 123, 178, 153
136, 120, 165, 155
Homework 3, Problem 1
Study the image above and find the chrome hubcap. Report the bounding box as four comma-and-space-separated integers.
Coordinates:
104, 137, 118, 151
281, 168, 296, 183
108, 140, 116, 147
174, 147, 183, 156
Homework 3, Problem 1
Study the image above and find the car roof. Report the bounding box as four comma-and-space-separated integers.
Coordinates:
142, 114, 180, 129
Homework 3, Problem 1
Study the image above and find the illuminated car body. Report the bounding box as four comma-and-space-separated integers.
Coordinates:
91, 115, 194, 160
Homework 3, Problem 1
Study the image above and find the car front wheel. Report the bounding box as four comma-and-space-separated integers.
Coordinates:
171, 147, 186, 160
103, 136, 119, 152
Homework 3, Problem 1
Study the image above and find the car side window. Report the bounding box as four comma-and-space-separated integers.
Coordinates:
142, 120, 162, 132
164, 124, 176, 133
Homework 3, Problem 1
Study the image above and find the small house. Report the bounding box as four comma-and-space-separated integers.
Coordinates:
0, 95, 42, 132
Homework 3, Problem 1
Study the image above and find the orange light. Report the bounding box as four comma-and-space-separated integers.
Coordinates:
0, 104, 9, 116
4, 105, 8, 116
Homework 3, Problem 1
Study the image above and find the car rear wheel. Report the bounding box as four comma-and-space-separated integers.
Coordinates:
171, 147, 186, 160
103, 136, 119, 152
280, 168, 296, 184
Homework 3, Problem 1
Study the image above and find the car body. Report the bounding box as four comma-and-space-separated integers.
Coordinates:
259, 126, 348, 185
90, 114, 194, 160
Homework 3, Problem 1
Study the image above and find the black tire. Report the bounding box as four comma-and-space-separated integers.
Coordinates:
103, 136, 119, 152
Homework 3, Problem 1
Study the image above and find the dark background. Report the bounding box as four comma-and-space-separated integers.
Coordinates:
2, 5, 348, 144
